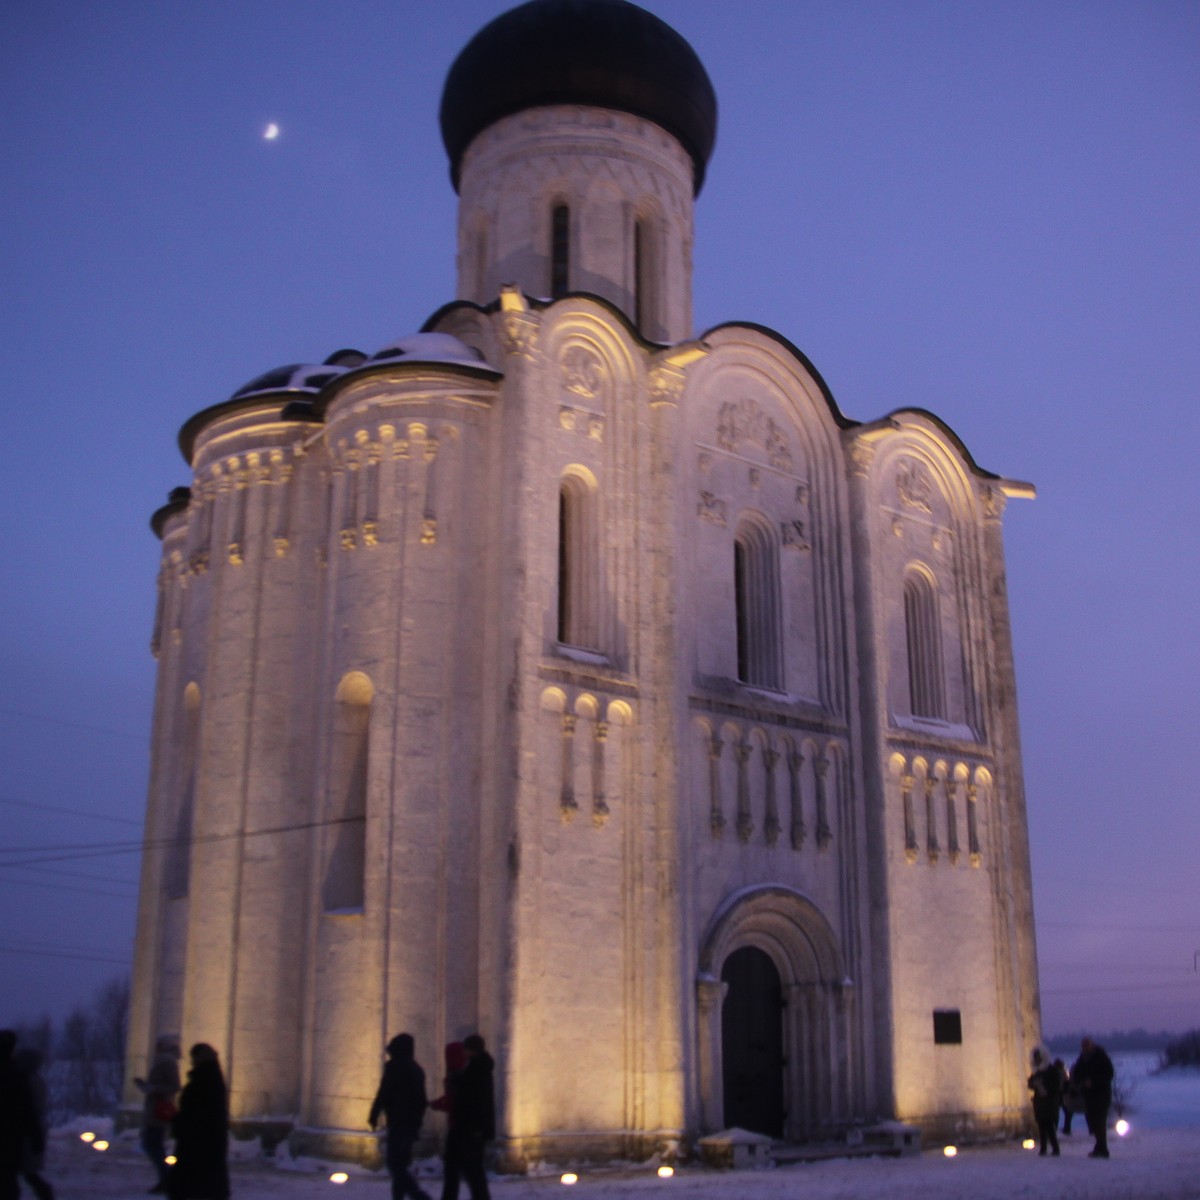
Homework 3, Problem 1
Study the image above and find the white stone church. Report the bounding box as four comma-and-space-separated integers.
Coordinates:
127, 0, 1043, 1165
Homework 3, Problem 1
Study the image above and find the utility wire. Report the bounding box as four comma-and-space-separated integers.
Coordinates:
0, 943, 130, 967
0, 813, 369, 868
0, 794, 142, 827
0, 874, 138, 900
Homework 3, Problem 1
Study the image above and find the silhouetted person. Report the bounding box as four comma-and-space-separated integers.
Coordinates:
1073, 1037, 1114, 1158
1062, 1047, 1086, 1134
369, 1033, 431, 1200
430, 1042, 467, 1200
1027, 1047, 1061, 1156
453, 1035, 494, 1200
168, 1043, 229, 1199
1, 1032, 45, 1200
135, 1035, 181, 1194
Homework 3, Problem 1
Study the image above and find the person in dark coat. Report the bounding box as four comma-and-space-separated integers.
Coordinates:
168, 1043, 229, 1200
452, 1035, 494, 1200
1072, 1037, 1115, 1158
1062, 1047, 1086, 1134
13, 1047, 54, 1200
1, 1031, 44, 1200
429, 1042, 467, 1200
1026, 1047, 1061, 1156
369, 1033, 431, 1200
135, 1035, 182, 1193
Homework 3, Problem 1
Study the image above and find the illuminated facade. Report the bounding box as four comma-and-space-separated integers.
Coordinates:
127, 0, 1042, 1165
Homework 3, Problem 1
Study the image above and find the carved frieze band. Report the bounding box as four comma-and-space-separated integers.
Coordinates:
705, 725, 841, 853
894, 755, 986, 869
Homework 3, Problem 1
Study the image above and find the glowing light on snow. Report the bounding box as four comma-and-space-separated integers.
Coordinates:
330, 1172, 349, 1184
943, 1145, 957, 1157
1022, 1139, 1036, 1150
561, 1173, 579, 1185
165, 1156, 177, 1166
657, 1164, 675, 1177
79, 1132, 95, 1143
264, 123, 280, 140
1115, 1119, 1130, 1137
93, 1140, 109, 1152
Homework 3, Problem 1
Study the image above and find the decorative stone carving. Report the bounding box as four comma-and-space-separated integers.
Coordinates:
648, 365, 685, 407
781, 519, 809, 551
697, 491, 727, 526
560, 713, 578, 821
715, 398, 792, 470
945, 778, 960, 865
559, 407, 577, 431
763, 748, 781, 846
500, 311, 539, 356
924, 773, 940, 864
592, 720, 610, 828
897, 458, 934, 512
787, 749, 805, 850
815, 754, 833, 850
847, 440, 876, 477
981, 486, 1007, 520
561, 345, 605, 398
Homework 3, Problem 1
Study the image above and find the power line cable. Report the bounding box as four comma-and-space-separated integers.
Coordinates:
0, 794, 142, 827
0, 875, 138, 900
0, 813, 369, 868
0, 943, 130, 967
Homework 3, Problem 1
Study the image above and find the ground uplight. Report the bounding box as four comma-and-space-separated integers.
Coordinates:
943, 1145, 957, 1157
1022, 1138, 1036, 1150
92, 1140, 109, 1152
1115, 1119, 1130, 1137
330, 1172, 349, 1184
165, 1156, 177, 1166
79, 1132, 96, 1144
657, 1164, 675, 1177
561, 1172, 579, 1185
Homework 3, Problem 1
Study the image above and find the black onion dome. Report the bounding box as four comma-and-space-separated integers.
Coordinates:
440, 0, 717, 193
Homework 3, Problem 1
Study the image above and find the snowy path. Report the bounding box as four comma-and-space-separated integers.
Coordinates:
48, 1125, 1200, 1200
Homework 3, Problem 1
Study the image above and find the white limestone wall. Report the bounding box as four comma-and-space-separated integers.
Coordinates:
851, 418, 1037, 1134
300, 371, 500, 1135
456, 107, 696, 343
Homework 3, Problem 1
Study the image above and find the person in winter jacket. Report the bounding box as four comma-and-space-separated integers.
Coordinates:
168, 1043, 229, 1200
451, 1035, 495, 1200
1026, 1047, 1061, 1156
135, 1034, 182, 1193
430, 1043, 467, 1200
1, 1031, 45, 1200
1073, 1037, 1115, 1158
369, 1033, 431, 1200
13, 1047, 54, 1200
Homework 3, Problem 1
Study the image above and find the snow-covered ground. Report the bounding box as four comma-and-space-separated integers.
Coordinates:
44, 1059, 1200, 1200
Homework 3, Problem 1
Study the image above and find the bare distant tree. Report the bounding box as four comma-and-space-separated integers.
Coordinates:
57, 976, 130, 1118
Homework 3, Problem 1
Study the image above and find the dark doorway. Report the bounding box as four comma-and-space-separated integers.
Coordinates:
721, 945, 784, 1137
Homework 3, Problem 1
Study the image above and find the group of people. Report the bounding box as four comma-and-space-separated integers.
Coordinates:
128, 1031, 493, 1200
1027, 1037, 1115, 1160
369, 1033, 495, 1200
0, 1029, 53, 1200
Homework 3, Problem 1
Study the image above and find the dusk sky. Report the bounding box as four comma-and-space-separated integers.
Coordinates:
2, 0, 1197, 1040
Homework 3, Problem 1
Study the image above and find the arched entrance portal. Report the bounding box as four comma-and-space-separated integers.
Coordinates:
697, 885, 853, 1142
721, 945, 784, 1136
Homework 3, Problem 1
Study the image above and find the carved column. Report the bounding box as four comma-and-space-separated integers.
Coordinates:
967, 781, 981, 866
734, 741, 753, 843
901, 773, 918, 864
788, 748, 806, 850
945, 777, 960, 865
815, 753, 832, 850
762, 748, 781, 846
924, 772, 940, 863
559, 713, 578, 821
591, 719, 609, 827
707, 735, 725, 839
695, 978, 728, 1134
420, 430, 438, 546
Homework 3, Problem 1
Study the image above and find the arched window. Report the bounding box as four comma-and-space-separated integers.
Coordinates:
634, 215, 657, 337
557, 469, 600, 650
323, 672, 372, 912
166, 683, 201, 899
550, 204, 570, 299
734, 516, 782, 689
904, 570, 946, 719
